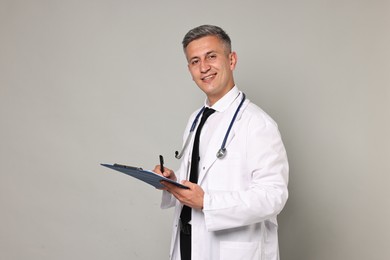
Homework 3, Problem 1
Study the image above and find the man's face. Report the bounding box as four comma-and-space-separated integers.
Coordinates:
185, 35, 237, 105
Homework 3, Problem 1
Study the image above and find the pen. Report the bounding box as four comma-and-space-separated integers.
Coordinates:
159, 155, 164, 174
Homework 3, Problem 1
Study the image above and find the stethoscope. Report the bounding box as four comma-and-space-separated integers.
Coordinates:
175, 92, 246, 160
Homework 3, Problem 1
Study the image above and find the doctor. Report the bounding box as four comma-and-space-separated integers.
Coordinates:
154, 25, 289, 260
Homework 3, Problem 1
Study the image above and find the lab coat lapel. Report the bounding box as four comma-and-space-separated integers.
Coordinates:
183, 132, 195, 181
197, 118, 230, 185
198, 100, 249, 185
181, 110, 201, 181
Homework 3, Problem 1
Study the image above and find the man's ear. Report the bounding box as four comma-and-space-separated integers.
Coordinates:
230, 52, 237, 69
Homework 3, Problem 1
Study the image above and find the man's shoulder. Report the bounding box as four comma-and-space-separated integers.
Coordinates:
243, 101, 278, 128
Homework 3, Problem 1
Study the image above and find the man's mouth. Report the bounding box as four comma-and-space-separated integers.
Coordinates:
201, 74, 216, 81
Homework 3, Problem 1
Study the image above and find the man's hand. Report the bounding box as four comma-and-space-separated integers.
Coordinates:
153, 165, 177, 191
153, 164, 177, 180
161, 180, 204, 210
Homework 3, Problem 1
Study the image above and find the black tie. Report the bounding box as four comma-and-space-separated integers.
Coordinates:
180, 107, 215, 224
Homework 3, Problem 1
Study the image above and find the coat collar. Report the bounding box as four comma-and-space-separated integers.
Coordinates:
204, 86, 240, 112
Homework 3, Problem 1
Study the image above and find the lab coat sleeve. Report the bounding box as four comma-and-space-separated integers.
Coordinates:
160, 190, 176, 209
203, 113, 289, 231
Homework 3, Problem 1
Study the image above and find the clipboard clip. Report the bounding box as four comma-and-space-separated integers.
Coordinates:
113, 163, 143, 171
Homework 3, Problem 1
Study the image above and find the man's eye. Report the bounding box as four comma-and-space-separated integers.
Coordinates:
207, 54, 217, 60
191, 60, 199, 65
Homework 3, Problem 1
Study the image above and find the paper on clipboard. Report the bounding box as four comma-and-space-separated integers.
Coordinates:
101, 163, 189, 189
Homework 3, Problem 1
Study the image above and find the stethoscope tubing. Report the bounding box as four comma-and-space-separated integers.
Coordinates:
174, 108, 204, 159
175, 92, 246, 160
216, 92, 246, 158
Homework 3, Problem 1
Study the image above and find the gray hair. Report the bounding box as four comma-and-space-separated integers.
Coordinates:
182, 25, 232, 53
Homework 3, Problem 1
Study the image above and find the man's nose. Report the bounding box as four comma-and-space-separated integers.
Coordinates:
200, 60, 211, 73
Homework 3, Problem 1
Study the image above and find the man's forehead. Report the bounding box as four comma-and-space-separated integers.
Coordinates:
185, 36, 224, 59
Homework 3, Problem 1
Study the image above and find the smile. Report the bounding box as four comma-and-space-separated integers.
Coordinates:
201, 74, 216, 81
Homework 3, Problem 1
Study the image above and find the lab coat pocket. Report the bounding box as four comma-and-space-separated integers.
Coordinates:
220, 241, 262, 260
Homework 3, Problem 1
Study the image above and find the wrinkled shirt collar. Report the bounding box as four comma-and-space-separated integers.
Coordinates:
204, 86, 240, 112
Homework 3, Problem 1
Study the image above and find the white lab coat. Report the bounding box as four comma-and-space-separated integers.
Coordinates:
162, 91, 289, 260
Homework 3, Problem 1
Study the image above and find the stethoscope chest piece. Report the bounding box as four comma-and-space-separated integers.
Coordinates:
216, 148, 227, 159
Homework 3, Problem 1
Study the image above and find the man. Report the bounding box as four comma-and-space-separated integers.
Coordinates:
154, 25, 289, 260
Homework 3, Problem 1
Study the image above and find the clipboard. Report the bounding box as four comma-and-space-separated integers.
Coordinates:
101, 163, 189, 189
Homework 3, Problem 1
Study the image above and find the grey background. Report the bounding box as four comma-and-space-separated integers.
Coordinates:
1, 0, 389, 259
